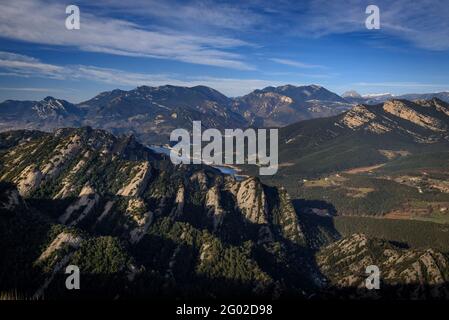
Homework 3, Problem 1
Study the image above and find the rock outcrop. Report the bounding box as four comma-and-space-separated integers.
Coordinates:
317, 234, 449, 299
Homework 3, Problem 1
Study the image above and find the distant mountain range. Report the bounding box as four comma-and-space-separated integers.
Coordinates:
342, 90, 449, 105
1, 84, 353, 144
0, 85, 246, 144
1, 84, 448, 144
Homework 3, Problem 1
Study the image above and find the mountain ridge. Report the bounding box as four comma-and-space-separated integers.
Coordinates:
2, 84, 449, 145
232, 84, 352, 127
0, 84, 352, 143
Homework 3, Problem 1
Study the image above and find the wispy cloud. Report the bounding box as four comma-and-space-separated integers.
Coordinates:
0, 0, 447, 79
83, 0, 263, 32
269, 58, 325, 69
0, 51, 285, 96
280, 0, 449, 51
0, 0, 254, 70
0, 87, 66, 93
0, 52, 65, 78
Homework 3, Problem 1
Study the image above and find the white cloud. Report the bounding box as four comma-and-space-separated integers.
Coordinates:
0, 51, 65, 78
83, 0, 263, 31
0, 87, 66, 93
285, 0, 449, 51
269, 58, 325, 69
0, 51, 284, 96
71, 67, 286, 96
0, 0, 253, 70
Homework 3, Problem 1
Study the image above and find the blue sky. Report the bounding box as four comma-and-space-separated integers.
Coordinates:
0, 0, 448, 102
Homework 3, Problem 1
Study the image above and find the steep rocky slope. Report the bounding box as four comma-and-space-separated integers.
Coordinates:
317, 234, 449, 299
0, 127, 313, 299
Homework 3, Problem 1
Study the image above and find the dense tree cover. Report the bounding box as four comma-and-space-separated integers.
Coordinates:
380, 151, 449, 174
70, 237, 129, 274
288, 174, 449, 217
0, 183, 53, 295
131, 217, 274, 298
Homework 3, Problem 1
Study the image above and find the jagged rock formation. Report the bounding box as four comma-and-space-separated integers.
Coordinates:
383, 100, 446, 132
37, 231, 82, 262
317, 234, 449, 299
0, 127, 310, 299
337, 99, 449, 138
340, 105, 378, 131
